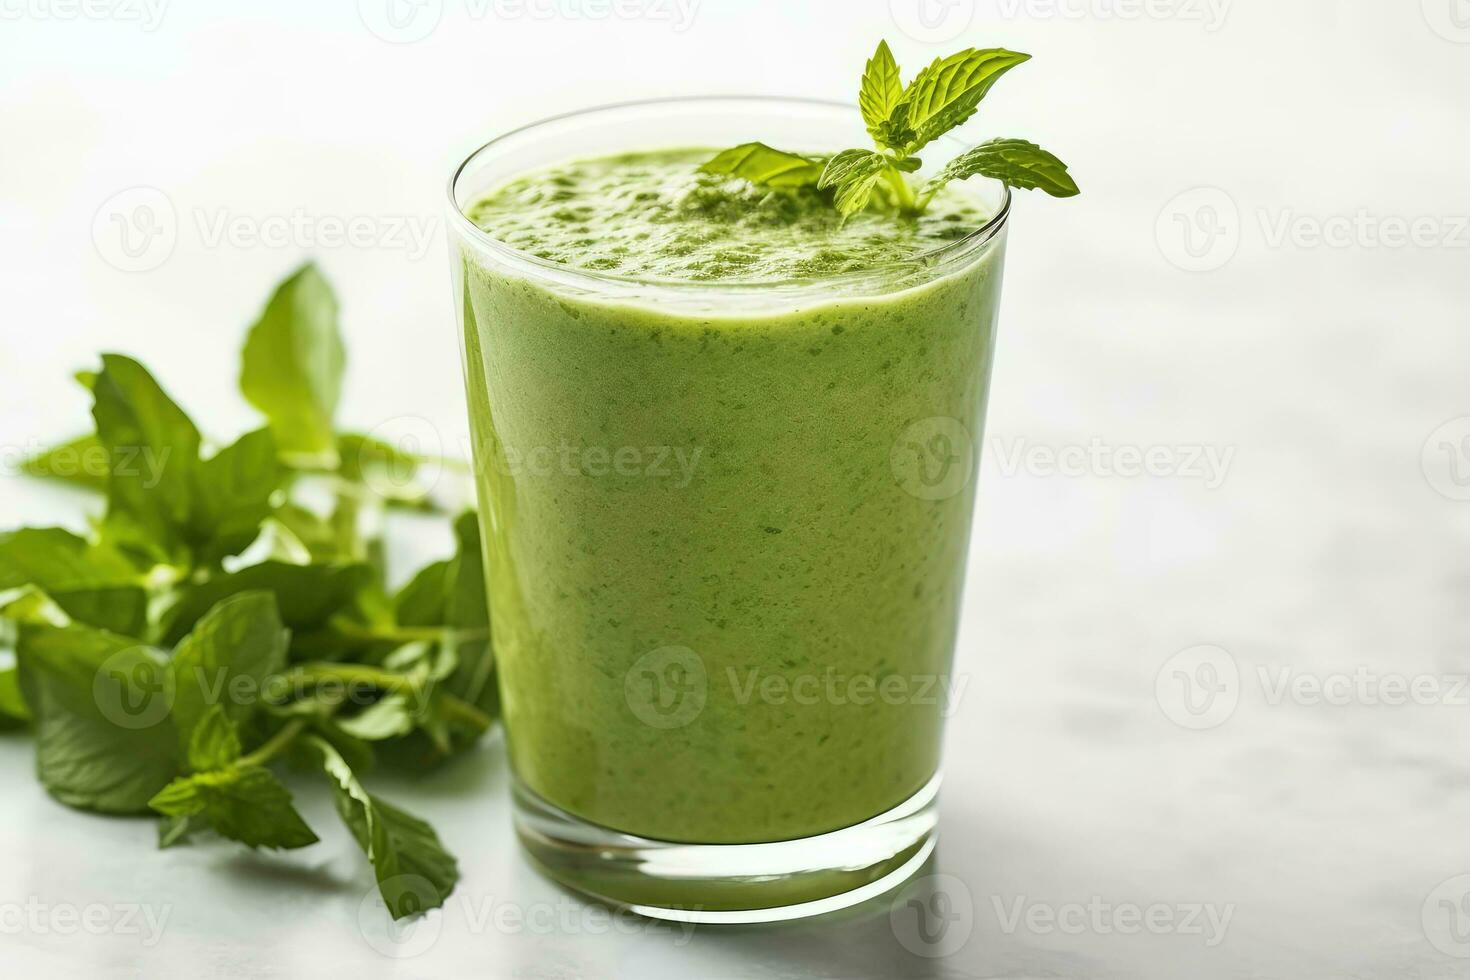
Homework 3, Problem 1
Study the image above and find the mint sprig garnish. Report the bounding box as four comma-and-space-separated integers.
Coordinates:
702, 39, 1079, 218
0, 263, 488, 919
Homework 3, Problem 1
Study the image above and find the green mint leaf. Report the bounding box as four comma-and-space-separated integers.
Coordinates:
46, 586, 149, 638
860, 40, 905, 147
168, 591, 289, 753
699, 143, 826, 189
817, 149, 896, 218
895, 48, 1031, 153
441, 513, 495, 731
157, 812, 202, 848
158, 561, 371, 645
336, 695, 416, 741
184, 703, 243, 771
0, 666, 30, 728
0, 527, 138, 593
149, 765, 318, 850
193, 428, 283, 563
923, 137, 1079, 199
19, 434, 109, 491
15, 623, 179, 814
393, 559, 450, 627
240, 263, 346, 459
91, 353, 202, 562
311, 737, 459, 918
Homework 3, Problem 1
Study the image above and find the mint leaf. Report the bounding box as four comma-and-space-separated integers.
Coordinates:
91, 353, 202, 561
892, 48, 1031, 153
393, 559, 449, 627
159, 561, 371, 645
818, 149, 896, 218
149, 765, 318, 850
441, 513, 495, 733
923, 138, 1080, 200
19, 434, 110, 491
46, 586, 148, 638
336, 695, 416, 741
311, 737, 458, 918
860, 40, 905, 147
15, 623, 178, 814
699, 143, 826, 190
168, 591, 289, 753
240, 263, 346, 459
158, 813, 202, 848
0, 527, 138, 593
193, 428, 282, 563
0, 667, 29, 728
184, 704, 242, 771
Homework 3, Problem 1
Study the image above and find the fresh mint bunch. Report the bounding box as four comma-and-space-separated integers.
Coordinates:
0, 263, 492, 919
701, 39, 1079, 218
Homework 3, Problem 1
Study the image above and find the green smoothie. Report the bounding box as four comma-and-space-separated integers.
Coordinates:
459, 149, 1003, 844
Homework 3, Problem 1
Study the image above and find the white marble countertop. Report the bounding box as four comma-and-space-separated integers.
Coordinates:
3, 2, 1469, 977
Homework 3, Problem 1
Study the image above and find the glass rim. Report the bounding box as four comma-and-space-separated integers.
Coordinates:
445, 95, 1012, 296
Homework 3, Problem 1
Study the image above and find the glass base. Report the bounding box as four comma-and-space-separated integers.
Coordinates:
513, 774, 940, 923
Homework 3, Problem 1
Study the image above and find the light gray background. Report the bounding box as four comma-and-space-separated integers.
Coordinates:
3, 1, 1469, 977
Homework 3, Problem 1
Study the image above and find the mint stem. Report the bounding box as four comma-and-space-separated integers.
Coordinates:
238, 717, 309, 768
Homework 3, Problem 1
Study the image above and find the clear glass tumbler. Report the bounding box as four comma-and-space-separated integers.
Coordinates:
447, 97, 1009, 923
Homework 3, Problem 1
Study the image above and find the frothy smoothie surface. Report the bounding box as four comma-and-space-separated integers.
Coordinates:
464, 148, 990, 282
